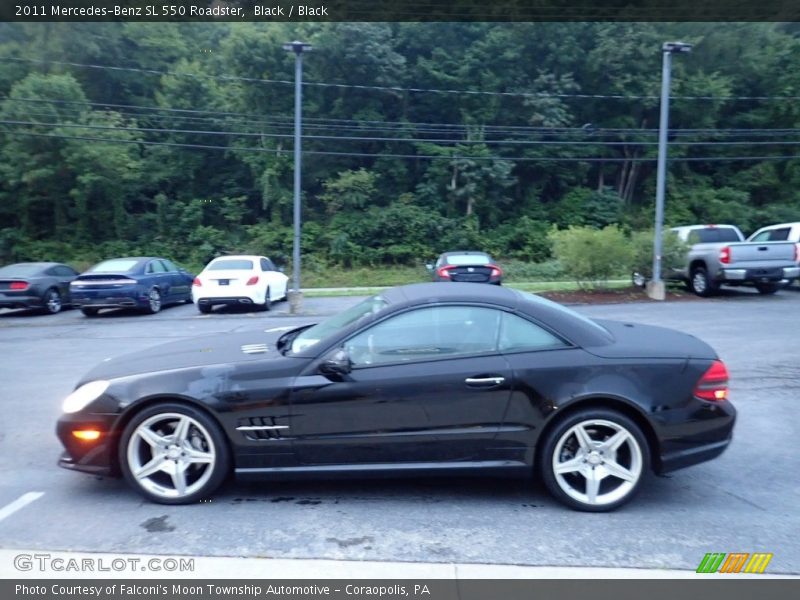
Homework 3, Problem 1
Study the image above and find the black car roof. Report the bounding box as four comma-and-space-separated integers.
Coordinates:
381, 283, 613, 348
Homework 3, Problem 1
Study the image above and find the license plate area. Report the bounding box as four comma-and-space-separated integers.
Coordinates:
218, 279, 230, 286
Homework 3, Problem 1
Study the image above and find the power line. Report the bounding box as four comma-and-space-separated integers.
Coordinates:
10, 56, 800, 102
3, 128, 800, 164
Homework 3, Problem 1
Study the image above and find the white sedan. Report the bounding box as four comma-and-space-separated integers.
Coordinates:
192, 255, 289, 313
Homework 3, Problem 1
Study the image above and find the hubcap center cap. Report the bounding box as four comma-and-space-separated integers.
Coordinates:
587, 451, 603, 465
166, 445, 181, 460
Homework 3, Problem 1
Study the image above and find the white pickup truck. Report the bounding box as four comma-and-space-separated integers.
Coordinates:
670, 224, 800, 296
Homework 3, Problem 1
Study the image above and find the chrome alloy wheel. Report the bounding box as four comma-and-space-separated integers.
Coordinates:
692, 271, 707, 295
126, 413, 216, 500
148, 288, 161, 313
552, 419, 643, 508
45, 289, 62, 314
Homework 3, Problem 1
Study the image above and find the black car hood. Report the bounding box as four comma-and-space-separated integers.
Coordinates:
80, 329, 287, 383
587, 319, 717, 360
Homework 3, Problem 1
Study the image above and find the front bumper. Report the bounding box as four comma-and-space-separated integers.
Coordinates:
56, 411, 120, 476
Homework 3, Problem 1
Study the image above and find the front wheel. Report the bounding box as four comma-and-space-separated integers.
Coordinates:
540, 409, 649, 512
755, 282, 780, 295
119, 403, 230, 505
631, 271, 647, 288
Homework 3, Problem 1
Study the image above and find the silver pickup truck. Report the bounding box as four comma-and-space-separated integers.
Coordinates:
670, 224, 800, 296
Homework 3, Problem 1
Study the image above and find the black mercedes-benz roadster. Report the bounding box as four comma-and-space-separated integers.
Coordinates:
56, 283, 735, 511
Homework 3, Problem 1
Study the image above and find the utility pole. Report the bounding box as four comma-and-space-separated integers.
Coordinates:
648, 41, 692, 301
283, 40, 312, 314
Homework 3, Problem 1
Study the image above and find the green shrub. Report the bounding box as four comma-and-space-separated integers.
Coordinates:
629, 229, 689, 280
549, 225, 632, 289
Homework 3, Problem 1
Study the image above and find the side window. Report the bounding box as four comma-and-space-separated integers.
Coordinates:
160, 260, 178, 272
54, 266, 76, 277
260, 258, 271, 272
499, 313, 568, 352
750, 230, 772, 242
687, 231, 700, 244
345, 306, 501, 367
147, 261, 167, 274
768, 228, 791, 241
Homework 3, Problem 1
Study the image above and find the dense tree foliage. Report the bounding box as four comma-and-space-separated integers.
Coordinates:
1, 22, 799, 271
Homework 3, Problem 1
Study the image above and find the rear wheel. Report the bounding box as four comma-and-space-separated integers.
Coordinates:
631, 271, 647, 288
42, 288, 62, 314
755, 282, 780, 295
540, 409, 649, 512
81, 307, 99, 317
143, 288, 162, 314
256, 287, 271, 312
197, 303, 212, 314
119, 403, 230, 505
689, 265, 717, 297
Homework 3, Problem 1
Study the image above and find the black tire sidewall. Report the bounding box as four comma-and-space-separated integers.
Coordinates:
539, 408, 650, 512
118, 402, 230, 505
144, 288, 161, 314
81, 307, 98, 317
690, 266, 715, 297
43, 288, 61, 314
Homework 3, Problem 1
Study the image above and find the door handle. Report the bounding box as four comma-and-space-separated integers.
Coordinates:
465, 376, 505, 387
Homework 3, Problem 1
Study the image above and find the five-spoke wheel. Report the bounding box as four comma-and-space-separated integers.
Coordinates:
541, 409, 648, 511
119, 404, 229, 504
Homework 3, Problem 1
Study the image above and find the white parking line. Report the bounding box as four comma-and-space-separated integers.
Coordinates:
0, 492, 44, 523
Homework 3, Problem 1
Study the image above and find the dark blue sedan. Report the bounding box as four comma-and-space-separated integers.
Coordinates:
70, 257, 194, 317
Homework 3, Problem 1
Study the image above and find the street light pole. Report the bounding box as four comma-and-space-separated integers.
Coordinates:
283, 40, 312, 314
648, 41, 692, 301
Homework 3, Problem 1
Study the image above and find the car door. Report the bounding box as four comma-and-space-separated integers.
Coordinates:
50, 265, 78, 301
290, 304, 513, 466
160, 259, 187, 299
145, 259, 170, 298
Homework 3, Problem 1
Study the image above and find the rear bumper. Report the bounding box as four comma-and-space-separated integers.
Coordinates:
196, 296, 258, 306
655, 399, 736, 474
719, 267, 796, 283
0, 293, 42, 309
71, 290, 145, 309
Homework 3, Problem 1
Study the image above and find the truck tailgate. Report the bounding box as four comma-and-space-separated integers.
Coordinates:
728, 241, 796, 266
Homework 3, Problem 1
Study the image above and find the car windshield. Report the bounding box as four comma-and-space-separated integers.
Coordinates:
208, 259, 254, 270
90, 259, 139, 273
447, 254, 491, 265
0, 264, 43, 277
289, 295, 390, 354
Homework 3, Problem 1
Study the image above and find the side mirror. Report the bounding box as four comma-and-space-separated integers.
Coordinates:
319, 348, 352, 377
278, 266, 285, 273
425, 263, 434, 272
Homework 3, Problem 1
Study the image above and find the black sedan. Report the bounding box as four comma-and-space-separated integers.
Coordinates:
56, 283, 735, 511
70, 257, 193, 316
0, 262, 78, 314
427, 251, 503, 284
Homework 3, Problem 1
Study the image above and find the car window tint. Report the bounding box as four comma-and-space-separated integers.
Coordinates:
147, 261, 167, 274
90, 259, 139, 273
346, 306, 501, 367
499, 313, 567, 352
692, 228, 741, 243
446, 254, 492, 266
750, 230, 771, 242
208, 259, 254, 270
160, 259, 178, 272
260, 258, 271, 271
55, 266, 77, 276
768, 228, 791, 241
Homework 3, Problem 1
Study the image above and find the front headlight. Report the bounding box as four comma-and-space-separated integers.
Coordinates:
62, 380, 110, 413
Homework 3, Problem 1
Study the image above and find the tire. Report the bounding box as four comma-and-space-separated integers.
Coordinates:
631, 271, 647, 288
42, 288, 62, 314
539, 408, 650, 512
143, 288, 162, 314
81, 307, 99, 317
197, 303, 212, 314
755, 282, 780, 295
256, 287, 271, 312
689, 265, 717, 297
118, 402, 230, 505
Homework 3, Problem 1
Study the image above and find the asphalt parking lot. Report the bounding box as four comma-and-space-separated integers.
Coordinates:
0, 287, 798, 574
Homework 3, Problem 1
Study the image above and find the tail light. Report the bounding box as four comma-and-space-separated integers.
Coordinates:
489, 265, 503, 278
436, 266, 453, 278
719, 246, 731, 265
192, 277, 202, 287
246, 276, 259, 286
694, 360, 729, 401
794, 243, 800, 263
9, 281, 28, 290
